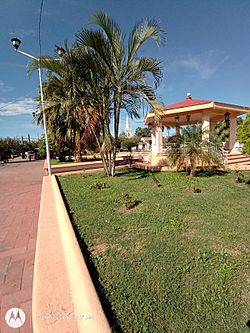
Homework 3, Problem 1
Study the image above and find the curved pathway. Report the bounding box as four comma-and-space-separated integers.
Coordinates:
0, 159, 44, 332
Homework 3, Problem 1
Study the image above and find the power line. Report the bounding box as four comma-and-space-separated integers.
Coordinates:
38, 0, 44, 58
0, 91, 37, 111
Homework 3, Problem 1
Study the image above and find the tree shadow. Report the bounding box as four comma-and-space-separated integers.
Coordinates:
57, 178, 123, 333
115, 168, 163, 186
196, 170, 229, 178
115, 168, 152, 180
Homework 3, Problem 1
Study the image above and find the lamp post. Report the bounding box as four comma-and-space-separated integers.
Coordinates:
224, 112, 230, 126
56, 46, 66, 58
11, 37, 52, 176
175, 115, 180, 123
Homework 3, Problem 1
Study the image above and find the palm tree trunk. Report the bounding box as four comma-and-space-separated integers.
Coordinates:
91, 128, 111, 177
112, 91, 121, 176
74, 128, 82, 162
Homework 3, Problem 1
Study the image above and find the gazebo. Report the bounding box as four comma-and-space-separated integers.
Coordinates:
145, 93, 250, 155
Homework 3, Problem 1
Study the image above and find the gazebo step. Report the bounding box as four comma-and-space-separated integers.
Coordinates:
228, 156, 250, 161
227, 155, 250, 164
227, 164, 250, 170
228, 161, 250, 166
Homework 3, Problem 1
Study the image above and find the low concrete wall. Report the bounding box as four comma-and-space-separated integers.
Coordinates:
44, 155, 144, 175
33, 175, 111, 333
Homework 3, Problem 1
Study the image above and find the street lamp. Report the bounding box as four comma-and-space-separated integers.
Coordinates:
224, 112, 230, 127
224, 112, 230, 122
11, 37, 52, 176
55, 45, 66, 58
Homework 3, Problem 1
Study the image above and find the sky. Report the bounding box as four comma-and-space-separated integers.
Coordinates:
1, 0, 250, 139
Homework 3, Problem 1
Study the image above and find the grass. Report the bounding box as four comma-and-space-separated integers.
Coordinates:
51, 159, 75, 165
58, 169, 250, 333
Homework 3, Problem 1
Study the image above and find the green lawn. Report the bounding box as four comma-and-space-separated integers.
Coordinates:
58, 169, 250, 333
50, 159, 75, 165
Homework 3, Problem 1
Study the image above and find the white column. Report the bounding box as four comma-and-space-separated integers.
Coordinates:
151, 124, 162, 154
229, 117, 237, 150
202, 114, 210, 141
155, 125, 163, 154
151, 126, 156, 154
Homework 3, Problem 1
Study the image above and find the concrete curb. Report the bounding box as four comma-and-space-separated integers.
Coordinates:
32, 175, 111, 332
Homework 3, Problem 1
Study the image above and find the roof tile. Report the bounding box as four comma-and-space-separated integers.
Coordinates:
164, 98, 210, 111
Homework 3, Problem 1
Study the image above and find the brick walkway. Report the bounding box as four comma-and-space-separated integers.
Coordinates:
0, 160, 44, 333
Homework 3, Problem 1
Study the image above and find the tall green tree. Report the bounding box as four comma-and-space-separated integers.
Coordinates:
135, 126, 151, 137
76, 10, 165, 175
29, 45, 96, 162
237, 114, 250, 155
120, 135, 141, 152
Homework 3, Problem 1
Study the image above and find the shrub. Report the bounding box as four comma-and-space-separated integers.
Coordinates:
116, 193, 141, 210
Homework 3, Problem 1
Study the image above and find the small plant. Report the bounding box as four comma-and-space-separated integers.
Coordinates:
90, 182, 110, 190
191, 179, 202, 193
235, 170, 245, 183
193, 187, 202, 193
117, 193, 141, 210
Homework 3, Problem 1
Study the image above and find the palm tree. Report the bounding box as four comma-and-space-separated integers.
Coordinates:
76, 11, 165, 175
167, 125, 224, 176
29, 46, 91, 162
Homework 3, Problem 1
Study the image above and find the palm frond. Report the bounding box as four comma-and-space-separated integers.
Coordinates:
89, 10, 125, 65
127, 18, 165, 63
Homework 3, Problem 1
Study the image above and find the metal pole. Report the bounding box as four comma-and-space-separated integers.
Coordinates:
38, 65, 52, 176
15, 49, 52, 176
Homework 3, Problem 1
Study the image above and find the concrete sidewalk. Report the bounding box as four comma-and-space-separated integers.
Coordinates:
0, 160, 44, 333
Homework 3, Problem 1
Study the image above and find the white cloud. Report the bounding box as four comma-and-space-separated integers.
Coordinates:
0, 98, 38, 116
8, 29, 36, 38
0, 81, 13, 93
171, 50, 229, 79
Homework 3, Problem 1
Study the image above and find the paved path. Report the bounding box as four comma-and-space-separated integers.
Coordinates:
0, 160, 44, 332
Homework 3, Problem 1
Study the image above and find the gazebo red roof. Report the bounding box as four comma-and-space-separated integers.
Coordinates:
145, 93, 250, 126
164, 96, 210, 111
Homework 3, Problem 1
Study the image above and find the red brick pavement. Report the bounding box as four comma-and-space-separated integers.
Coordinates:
0, 160, 44, 333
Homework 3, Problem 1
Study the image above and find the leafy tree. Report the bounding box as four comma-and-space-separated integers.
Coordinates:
167, 125, 223, 176
215, 118, 242, 143
120, 135, 140, 152
237, 114, 250, 155
30, 44, 99, 162
29, 11, 164, 176
76, 10, 165, 175
0, 137, 38, 160
215, 121, 230, 142
135, 126, 151, 137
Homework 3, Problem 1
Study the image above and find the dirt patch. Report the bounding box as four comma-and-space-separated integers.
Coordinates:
212, 243, 241, 258
241, 273, 250, 304
91, 242, 120, 256
224, 247, 241, 257
115, 204, 143, 214
133, 240, 145, 253
183, 228, 197, 237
